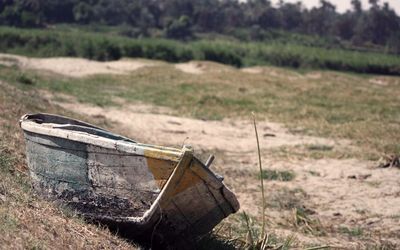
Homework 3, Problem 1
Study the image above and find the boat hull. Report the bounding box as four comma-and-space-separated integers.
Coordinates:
20, 113, 239, 243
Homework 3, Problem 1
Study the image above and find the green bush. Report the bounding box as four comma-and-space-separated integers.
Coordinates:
0, 26, 399, 75
94, 39, 121, 61
165, 15, 193, 40
142, 42, 180, 62
81, 39, 95, 59
194, 42, 243, 67
16, 73, 35, 85
122, 43, 143, 58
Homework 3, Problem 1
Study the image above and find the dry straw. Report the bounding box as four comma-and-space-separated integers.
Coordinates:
252, 112, 266, 244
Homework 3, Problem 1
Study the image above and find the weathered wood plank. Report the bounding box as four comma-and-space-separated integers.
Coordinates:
25, 139, 89, 190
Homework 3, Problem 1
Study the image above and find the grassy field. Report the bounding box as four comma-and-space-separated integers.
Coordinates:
0, 53, 399, 248
1, 26, 400, 75
1, 61, 398, 160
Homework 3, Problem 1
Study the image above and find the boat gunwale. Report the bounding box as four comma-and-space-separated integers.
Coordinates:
20, 113, 182, 162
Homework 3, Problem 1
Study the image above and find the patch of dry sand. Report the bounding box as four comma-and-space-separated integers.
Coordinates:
175, 61, 237, 75
174, 62, 204, 74
306, 72, 323, 79
241, 67, 263, 74
274, 158, 400, 221
0, 53, 154, 77
54, 99, 343, 153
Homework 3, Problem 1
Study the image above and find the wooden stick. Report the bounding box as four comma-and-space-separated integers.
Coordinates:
252, 112, 266, 241
205, 154, 215, 168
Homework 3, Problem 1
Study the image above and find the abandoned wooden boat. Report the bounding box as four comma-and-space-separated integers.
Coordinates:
20, 113, 239, 243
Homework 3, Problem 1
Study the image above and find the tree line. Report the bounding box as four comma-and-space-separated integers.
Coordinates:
0, 0, 399, 53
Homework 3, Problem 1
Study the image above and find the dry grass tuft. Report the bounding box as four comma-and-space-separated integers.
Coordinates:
290, 208, 326, 237
378, 154, 400, 169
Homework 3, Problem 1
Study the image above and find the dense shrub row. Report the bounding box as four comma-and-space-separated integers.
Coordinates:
1, 27, 399, 75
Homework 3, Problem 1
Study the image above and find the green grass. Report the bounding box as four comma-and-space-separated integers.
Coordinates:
16, 73, 36, 85
260, 169, 296, 181
266, 144, 360, 160
1, 26, 400, 75
0, 213, 18, 233
339, 226, 364, 237
291, 207, 326, 236
307, 144, 334, 151
267, 187, 308, 210
217, 212, 297, 249
0, 148, 13, 174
